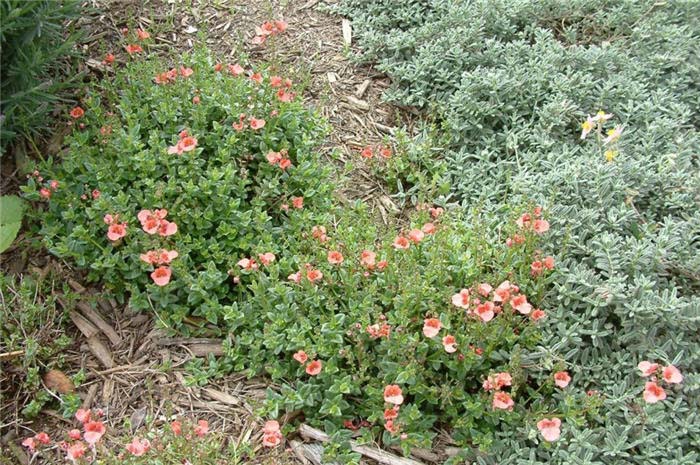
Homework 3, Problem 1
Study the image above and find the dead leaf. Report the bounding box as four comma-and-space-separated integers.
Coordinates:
184, 25, 198, 34
43, 369, 75, 393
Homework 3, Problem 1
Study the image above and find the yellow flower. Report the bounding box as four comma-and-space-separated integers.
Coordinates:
605, 150, 618, 162
580, 117, 595, 140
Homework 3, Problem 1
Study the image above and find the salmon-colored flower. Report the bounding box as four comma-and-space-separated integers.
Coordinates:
543, 256, 555, 269
83, 420, 106, 445
277, 89, 295, 102
150, 266, 172, 286
367, 323, 391, 339
377, 260, 388, 270
293, 350, 308, 364
392, 236, 409, 249
237, 258, 259, 271
103, 53, 115, 65
68, 429, 81, 440
384, 419, 399, 434
171, 421, 182, 435
492, 391, 514, 410
531, 309, 546, 321
70, 107, 85, 119
125, 44, 143, 54
192, 95, 200, 104
533, 219, 550, 234
107, 223, 127, 241
258, 252, 276, 266
493, 281, 511, 303
643, 381, 666, 403
250, 72, 263, 84
66, 442, 86, 461
383, 385, 404, 405
360, 250, 376, 268
429, 207, 443, 218
442, 335, 457, 353
306, 268, 323, 282
380, 146, 392, 159
228, 63, 245, 76
384, 407, 399, 421
158, 220, 178, 237
274, 20, 288, 32
214, 63, 223, 72
537, 418, 561, 442
195, 420, 209, 437
475, 301, 495, 322
126, 437, 150, 456
662, 365, 683, 384
292, 196, 304, 209
136, 28, 150, 40
22, 437, 36, 451
288, 271, 301, 283
140, 249, 178, 265
270, 76, 283, 87
554, 371, 571, 388
40, 187, 51, 199
250, 117, 266, 130
306, 360, 322, 375
262, 421, 282, 447
327, 251, 344, 265
312, 225, 328, 242
422, 222, 436, 234
168, 134, 198, 155
266, 151, 282, 165
477, 283, 492, 297
422, 318, 441, 338
279, 158, 292, 170
75, 409, 91, 424
510, 294, 532, 315
360, 146, 373, 159
408, 229, 425, 243
179, 67, 193, 78
451, 289, 470, 309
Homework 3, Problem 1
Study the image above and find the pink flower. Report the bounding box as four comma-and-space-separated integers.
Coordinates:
288, 271, 301, 283
136, 29, 150, 40
75, 409, 91, 424
83, 420, 106, 445
292, 196, 304, 209
107, 223, 127, 241
229, 63, 245, 76
250, 117, 266, 130
360, 250, 376, 269
327, 251, 344, 265
442, 335, 457, 353
293, 350, 308, 364
195, 420, 209, 437
531, 309, 546, 321
643, 381, 666, 403
638, 361, 659, 377
422, 222, 436, 234
168, 134, 198, 155
475, 302, 495, 322
383, 385, 404, 405
537, 418, 561, 442
360, 146, 373, 159
392, 236, 410, 250
68, 429, 81, 440
263, 420, 280, 434
510, 294, 532, 315
126, 437, 151, 456
34, 432, 50, 444
66, 442, 87, 462
422, 318, 441, 338
262, 421, 282, 447
451, 289, 470, 309
150, 266, 172, 286
21, 437, 36, 451
662, 365, 683, 384
125, 44, 143, 55
258, 252, 276, 266
279, 158, 292, 170
179, 67, 194, 78
306, 360, 322, 375
533, 219, 550, 234
543, 256, 555, 269
477, 283, 493, 297
266, 151, 282, 165
408, 229, 425, 243
429, 207, 443, 218
493, 281, 511, 303
171, 421, 182, 435
238, 258, 259, 271
270, 76, 283, 88
492, 391, 514, 410
70, 106, 85, 119
554, 371, 571, 388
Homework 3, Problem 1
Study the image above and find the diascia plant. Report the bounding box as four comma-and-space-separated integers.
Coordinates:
24, 47, 333, 331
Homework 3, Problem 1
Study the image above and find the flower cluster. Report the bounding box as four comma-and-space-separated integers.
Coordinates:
580, 110, 624, 162
292, 350, 323, 375
167, 130, 198, 154
155, 66, 194, 85
252, 19, 288, 45
261, 420, 283, 447
382, 385, 404, 434
360, 144, 392, 159
637, 361, 683, 403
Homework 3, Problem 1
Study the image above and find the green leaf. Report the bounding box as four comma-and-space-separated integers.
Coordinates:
0, 195, 24, 253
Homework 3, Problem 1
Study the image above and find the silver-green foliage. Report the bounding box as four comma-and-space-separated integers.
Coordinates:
338, 0, 700, 463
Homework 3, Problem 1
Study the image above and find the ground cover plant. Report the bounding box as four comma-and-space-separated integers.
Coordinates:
20, 33, 601, 463
336, 0, 700, 463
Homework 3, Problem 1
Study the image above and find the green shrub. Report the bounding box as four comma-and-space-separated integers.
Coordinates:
0, 0, 83, 153
27, 47, 587, 461
338, 0, 700, 463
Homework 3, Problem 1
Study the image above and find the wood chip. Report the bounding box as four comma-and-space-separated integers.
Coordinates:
346, 95, 370, 111
68, 310, 100, 339
327, 72, 338, 83
77, 301, 121, 346
342, 19, 352, 46
87, 335, 114, 368
355, 79, 371, 98
188, 342, 225, 357
291, 440, 336, 465
203, 388, 240, 405
81, 383, 99, 410
68, 279, 86, 293
299, 424, 426, 465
